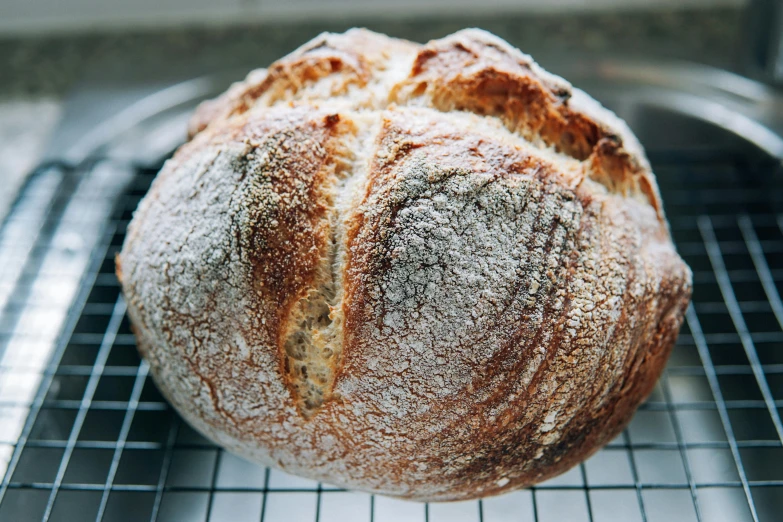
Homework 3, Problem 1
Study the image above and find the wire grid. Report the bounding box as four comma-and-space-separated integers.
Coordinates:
0, 151, 781, 522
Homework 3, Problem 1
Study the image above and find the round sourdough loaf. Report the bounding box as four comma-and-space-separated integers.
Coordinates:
117, 28, 692, 501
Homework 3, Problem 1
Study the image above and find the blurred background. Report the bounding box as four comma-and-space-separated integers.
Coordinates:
0, 0, 771, 220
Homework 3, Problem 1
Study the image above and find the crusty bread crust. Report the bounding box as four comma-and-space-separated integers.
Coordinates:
118, 28, 691, 501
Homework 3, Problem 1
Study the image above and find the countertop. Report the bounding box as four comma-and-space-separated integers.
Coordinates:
0, 7, 745, 220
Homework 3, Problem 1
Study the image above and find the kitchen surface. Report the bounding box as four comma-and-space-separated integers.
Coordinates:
1, 1, 783, 521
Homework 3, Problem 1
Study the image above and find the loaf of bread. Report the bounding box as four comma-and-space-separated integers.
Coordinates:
117, 28, 692, 501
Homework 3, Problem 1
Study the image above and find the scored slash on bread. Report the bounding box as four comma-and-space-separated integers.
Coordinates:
117, 28, 691, 501
189, 28, 662, 217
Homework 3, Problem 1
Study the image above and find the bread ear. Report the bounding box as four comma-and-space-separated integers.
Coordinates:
391, 28, 662, 219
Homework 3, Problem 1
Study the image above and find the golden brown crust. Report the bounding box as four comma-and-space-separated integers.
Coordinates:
338, 107, 689, 498
390, 29, 662, 217
118, 28, 692, 502
186, 68, 269, 139
187, 29, 418, 138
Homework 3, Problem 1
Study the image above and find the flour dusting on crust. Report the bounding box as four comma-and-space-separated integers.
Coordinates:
118, 28, 692, 502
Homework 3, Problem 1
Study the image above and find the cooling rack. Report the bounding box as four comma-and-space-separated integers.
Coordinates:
0, 148, 782, 522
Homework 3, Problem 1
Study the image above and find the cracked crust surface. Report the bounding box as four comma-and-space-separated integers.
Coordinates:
117, 28, 692, 501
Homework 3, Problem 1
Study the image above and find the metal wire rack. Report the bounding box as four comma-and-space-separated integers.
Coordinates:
0, 147, 782, 522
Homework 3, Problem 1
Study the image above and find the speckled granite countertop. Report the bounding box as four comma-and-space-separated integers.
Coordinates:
0, 8, 745, 219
